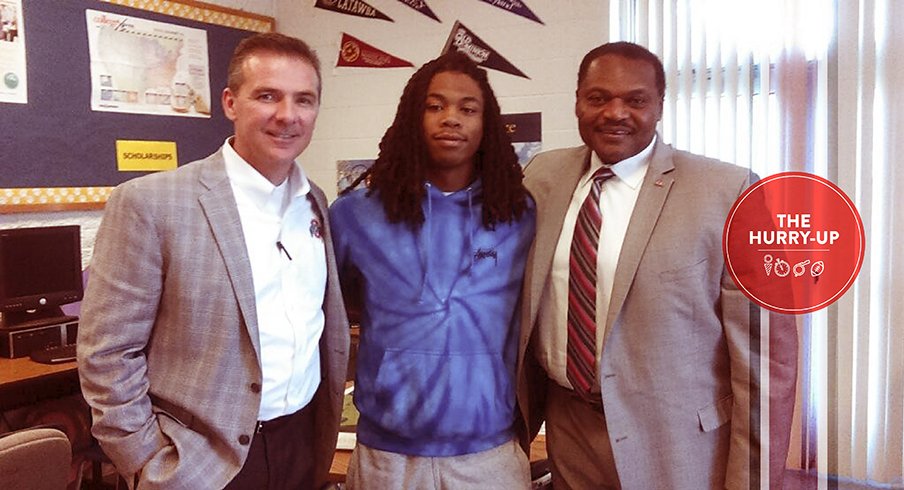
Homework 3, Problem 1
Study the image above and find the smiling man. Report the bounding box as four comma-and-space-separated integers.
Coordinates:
329, 52, 536, 489
516, 42, 797, 489
77, 33, 349, 489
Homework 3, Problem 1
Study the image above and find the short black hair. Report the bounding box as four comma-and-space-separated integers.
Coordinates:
578, 41, 666, 97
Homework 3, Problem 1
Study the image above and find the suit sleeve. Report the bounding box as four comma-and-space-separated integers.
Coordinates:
77, 182, 171, 476
720, 174, 799, 489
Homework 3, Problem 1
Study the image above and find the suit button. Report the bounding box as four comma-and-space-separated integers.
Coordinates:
239, 434, 251, 445
250, 383, 261, 393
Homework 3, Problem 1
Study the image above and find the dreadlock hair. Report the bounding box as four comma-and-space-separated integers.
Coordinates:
366, 51, 529, 229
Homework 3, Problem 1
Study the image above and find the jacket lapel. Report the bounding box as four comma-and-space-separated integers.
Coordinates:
521, 146, 591, 354
603, 139, 675, 342
197, 153, 261, 362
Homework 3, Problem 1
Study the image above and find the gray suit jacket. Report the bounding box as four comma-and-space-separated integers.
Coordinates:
77, 151, 349, 489
516, 140, 797, 489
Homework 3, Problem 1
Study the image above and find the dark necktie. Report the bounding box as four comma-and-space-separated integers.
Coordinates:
566, 166, 615, 397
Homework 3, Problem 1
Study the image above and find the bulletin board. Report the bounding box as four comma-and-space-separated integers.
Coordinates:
0, 0, 273, 212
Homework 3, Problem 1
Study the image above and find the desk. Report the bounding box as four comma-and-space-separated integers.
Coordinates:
0, 356, 79, 411
3, 355, 546, 484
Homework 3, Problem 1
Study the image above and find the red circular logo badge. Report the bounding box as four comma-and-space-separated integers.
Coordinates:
723, 172, 865, 314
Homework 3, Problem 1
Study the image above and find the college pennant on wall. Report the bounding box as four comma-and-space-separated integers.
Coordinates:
314, 0, 393, 22
337, 33, 414, 68
441, 21, 529, 79
395, 0, 440, 22
477, 0, 544, 25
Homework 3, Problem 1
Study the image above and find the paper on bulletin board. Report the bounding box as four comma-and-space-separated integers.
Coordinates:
337, 159, 375, 195
116, 140, 178, 171
0, 0, 27, 104
501, 112, 542, 166
86, 9, 211, 118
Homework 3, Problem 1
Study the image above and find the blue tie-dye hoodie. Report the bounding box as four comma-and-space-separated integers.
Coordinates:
329, 180, 535, 456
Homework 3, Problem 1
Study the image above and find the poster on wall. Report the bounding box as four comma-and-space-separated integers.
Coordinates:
86, 9, 211, 118
337, 33, 413, 68
395, 0, 440, 22
314, 0, 393, 22
501, 112, 541, 166
0, 0, 27, 104
337, 159, 375, 195
478, 0, 544, 25
441, 21, 528, 79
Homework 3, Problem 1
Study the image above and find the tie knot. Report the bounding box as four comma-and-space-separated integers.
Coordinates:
592, 166, 615, 183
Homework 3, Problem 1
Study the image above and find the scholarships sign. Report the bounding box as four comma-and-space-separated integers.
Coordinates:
116, 140, 178, 171
723, 172, 865, 314
86, 10, 211, 118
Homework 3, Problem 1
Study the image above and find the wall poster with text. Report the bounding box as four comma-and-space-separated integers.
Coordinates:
86, 9, 211, 117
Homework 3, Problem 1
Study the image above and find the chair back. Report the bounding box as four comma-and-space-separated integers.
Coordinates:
0, 427, 71, 490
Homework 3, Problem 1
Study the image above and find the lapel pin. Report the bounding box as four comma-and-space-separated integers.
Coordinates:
654, 179, 664, 187
310, 218, 322, 238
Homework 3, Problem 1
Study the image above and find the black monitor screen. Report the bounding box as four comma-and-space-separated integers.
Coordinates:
0, 225, 83, 321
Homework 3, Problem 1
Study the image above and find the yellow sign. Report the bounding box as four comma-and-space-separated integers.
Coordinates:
116, 140, 178, 171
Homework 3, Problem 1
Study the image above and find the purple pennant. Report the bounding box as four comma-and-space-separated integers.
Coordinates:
314, 0, 393, 22
395, 0, 441, 22
478, 0, 544, 25
441, 21, 529, 79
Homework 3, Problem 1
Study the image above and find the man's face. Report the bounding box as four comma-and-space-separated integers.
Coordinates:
222, 51, 320, 176
575, 54, 663, 165
422, 71, 484, 187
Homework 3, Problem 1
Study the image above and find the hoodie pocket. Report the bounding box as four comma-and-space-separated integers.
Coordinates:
362, 349, 514, 441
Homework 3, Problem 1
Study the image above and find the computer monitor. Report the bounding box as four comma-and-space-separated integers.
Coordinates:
0, 225, 83, 329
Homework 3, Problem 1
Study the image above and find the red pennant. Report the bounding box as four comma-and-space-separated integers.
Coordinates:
337, 33, 414, 68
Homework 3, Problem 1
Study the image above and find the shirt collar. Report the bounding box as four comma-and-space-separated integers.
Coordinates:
585, 134, 657, 190
222, 137, 311, 213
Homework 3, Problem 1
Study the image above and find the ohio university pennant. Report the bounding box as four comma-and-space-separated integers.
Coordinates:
479, 0, 544, 25
337, 33, 414, 68
395, 0, 440, 22
441, 21, 529, 79
314, 0, 393, 22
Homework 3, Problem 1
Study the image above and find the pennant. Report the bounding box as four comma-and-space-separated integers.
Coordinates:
314, 0, 393, 22
441, 21, 529, 79
337, 33, 414, 68
478, 0, 544, 25
395, 0, 441, 22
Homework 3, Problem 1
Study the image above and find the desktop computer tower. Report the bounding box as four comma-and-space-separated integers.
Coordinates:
0, 317, 78, 358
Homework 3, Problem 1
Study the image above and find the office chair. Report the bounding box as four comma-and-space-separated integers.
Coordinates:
0, 426, 71, 490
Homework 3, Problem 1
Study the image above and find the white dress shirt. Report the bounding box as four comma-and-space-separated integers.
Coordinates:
536, 137, 655, 390
222, 139, 327, 421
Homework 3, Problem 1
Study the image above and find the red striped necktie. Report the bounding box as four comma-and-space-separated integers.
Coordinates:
566, 166, 615, 397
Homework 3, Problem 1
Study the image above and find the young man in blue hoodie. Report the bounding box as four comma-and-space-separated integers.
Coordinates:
330, 52, 536, 488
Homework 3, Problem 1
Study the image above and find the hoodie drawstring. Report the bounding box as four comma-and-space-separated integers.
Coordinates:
417, 183, 433, 304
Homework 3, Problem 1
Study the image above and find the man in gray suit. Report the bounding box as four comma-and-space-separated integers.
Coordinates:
516, 42, 798, 489
77, 33, 349, 489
